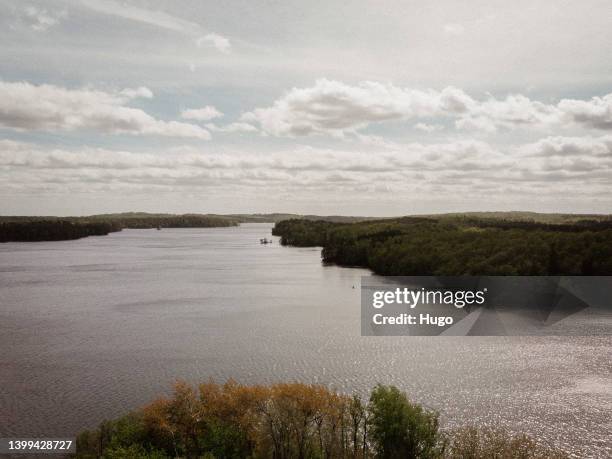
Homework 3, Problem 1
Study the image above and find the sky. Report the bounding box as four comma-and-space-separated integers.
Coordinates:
0, 0, 611, 216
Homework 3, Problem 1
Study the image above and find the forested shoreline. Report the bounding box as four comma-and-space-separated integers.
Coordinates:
75, 381, 566, 459
0, 220, 122, 242
272, 215, 612, 275
0, 213, 238, 242
0, 212, 374, 242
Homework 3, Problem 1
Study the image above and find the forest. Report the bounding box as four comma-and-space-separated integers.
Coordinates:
272, 215, 612, 275
75, 381, 565, 459
84, 213, 239, 229
0, 220, 122, 242
0, 213, 237, 242
0, 212, 376, 242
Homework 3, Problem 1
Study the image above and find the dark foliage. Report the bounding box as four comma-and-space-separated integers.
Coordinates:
85, 213, 238, 229
0, 220, 121, 242
368, 385, 444, 459
272, 217, 612, 275
0, 214, 237, 242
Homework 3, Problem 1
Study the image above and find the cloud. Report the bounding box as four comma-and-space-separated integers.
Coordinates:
438, 87, 475, 113
414, 123, 443, 133
182, 106, 224, 121
79, 0, 231, 54
0, 81, 210, 139
240, 79, 446, 137
196, 34, 231, 53
120, 86, 154, 99
241, 79, 612, 137
518, 135, 612, 158
21, 6, 66, 31
205, 122, 258, 133
2, 137, 609, 215
558, 94, 612, 130
3, 135, 609, 196
459, 94, 563, 131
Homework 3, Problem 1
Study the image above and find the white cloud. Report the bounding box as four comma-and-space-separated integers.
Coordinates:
3, 135, 609, 189
205, 122, 258, 133
0, 81, 210, 139
240, 79, 445, 137
242, 79, 612, 137
558, 94, 612, 130
518, 135, 612, 158
438, 87, 475, 113
196, 34, 231, 53
2, 136, 609, 214
22, 6, 66, 31
120, 86, 154, 99
462, 94, 563, 131
0, 139, 495, 182
182, 106, 224, 121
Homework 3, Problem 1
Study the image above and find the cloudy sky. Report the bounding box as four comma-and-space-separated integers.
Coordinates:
1, 0, 611, 216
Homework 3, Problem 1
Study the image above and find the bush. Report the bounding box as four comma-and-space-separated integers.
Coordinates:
447, 426, 567, 459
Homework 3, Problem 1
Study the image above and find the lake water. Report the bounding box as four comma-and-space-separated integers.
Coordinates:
1, 224, 610, 457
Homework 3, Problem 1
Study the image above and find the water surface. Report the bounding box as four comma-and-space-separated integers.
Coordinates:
1, 224, 610, 457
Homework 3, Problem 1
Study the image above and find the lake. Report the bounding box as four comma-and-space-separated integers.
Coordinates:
0, 223, 610, 457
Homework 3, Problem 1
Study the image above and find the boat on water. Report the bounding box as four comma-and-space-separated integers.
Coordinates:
260, 238, 272, 244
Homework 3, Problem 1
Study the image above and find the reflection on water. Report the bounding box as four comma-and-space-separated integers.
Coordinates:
0, 224, 610, 457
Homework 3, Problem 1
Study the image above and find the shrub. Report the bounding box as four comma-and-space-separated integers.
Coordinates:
447, 426, 568, 459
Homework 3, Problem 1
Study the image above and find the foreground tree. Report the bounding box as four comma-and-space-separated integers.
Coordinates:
367, 385, 445, 459
75, 381, 567, 459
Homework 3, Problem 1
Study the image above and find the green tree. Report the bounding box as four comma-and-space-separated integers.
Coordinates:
368, 385, 444, 459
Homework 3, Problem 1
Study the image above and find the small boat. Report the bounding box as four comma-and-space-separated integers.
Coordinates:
260, 238, 272, 244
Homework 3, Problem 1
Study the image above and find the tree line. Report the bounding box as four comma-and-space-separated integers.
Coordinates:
0, 214, 238, 242
75, 381, 565, 458
271, 217, 612, 275
0, 220, 121, 242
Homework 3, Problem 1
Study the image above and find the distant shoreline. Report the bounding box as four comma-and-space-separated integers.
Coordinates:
0, 213, 238, 242
0, 212, 374, 243
2, 211, 612, 243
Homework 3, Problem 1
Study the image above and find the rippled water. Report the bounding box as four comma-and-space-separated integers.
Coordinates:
1, 224, 610, 457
